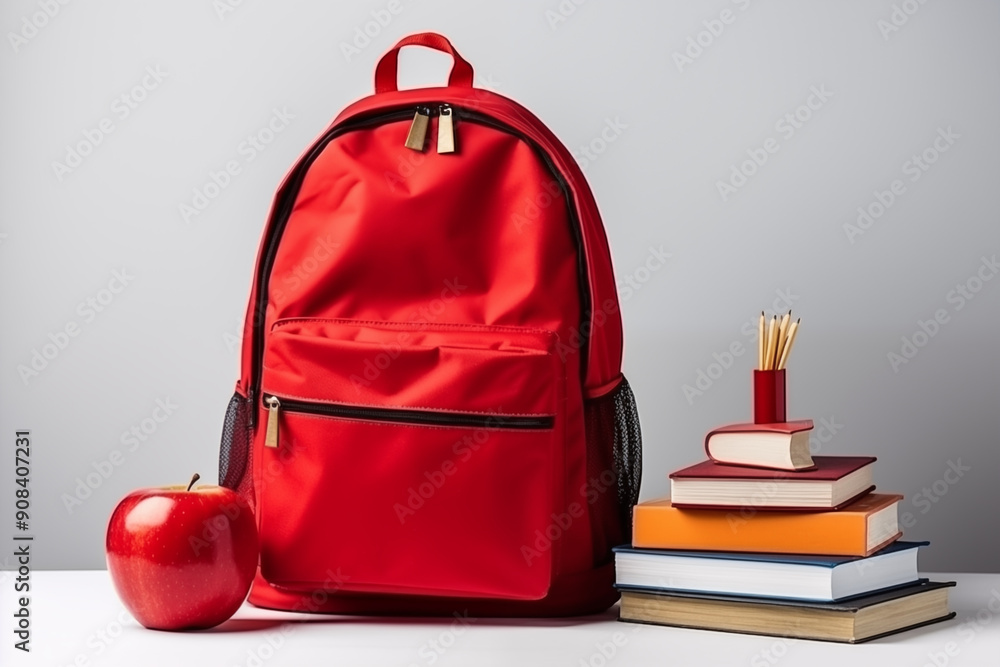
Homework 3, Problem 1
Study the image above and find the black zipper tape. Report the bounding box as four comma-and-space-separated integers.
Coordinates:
266, 395, 554, 430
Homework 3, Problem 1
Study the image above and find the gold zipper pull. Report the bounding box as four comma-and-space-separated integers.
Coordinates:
264, 396, 280, 448
437, 105, 455, 154
404, 107, 430, 151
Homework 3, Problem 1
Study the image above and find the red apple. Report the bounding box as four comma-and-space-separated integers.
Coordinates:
106, 473, 259, 630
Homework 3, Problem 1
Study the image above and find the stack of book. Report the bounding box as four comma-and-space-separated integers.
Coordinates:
616, 420, 956, 643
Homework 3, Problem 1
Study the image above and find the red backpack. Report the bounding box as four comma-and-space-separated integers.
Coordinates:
218, 32, 641, 616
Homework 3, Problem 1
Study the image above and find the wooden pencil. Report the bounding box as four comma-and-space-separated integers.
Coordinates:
758, 311, 765, 370
774, 311, 791, 370
777, 318, 800, 370
764, 315, 778, 370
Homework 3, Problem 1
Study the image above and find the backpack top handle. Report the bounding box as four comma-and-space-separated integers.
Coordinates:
374, 32, 475, 93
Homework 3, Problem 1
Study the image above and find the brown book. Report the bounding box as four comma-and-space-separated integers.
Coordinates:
618, 581, 956, 644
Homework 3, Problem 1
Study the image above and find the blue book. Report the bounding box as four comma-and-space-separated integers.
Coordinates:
613, 540, 927, 602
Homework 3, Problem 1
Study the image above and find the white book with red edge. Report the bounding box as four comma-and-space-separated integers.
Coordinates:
705, 419, 815, 471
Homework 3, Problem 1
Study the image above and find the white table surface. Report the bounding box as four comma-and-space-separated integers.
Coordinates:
1, 571, 998, 667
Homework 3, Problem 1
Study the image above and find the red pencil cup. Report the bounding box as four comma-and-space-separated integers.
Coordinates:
753, 369, 786, 424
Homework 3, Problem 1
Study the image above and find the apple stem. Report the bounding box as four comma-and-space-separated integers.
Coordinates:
187, 473, 201, 492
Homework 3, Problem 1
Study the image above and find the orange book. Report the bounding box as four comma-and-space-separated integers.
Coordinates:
632, 493, 902, 557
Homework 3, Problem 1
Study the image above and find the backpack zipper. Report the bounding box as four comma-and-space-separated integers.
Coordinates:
403, 105, 456, 154
248, 104, 590, 426
436, 105, 456, 154
262, 393, 554, 448
404, 106, 432, 151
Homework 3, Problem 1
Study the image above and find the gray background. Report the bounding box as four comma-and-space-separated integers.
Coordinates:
1, 0, 997, 573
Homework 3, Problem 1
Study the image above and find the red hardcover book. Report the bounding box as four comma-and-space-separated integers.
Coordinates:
669, 456, 877, 510
705, 419, 815, 471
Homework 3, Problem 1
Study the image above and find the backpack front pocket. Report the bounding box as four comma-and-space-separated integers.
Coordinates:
256, 319, 564, 600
